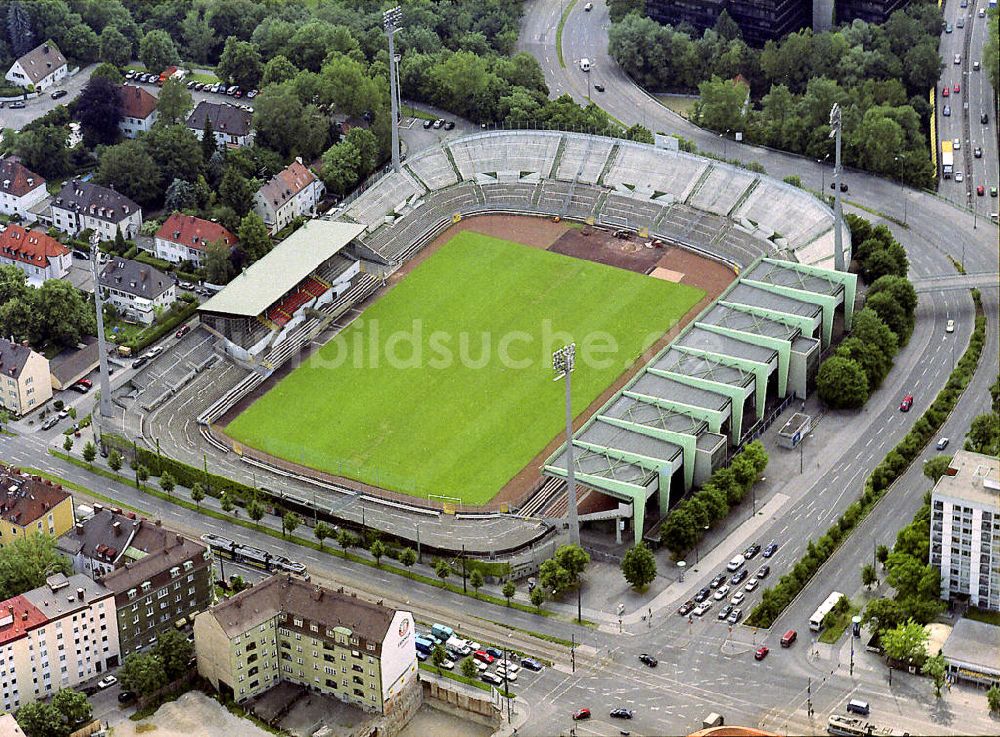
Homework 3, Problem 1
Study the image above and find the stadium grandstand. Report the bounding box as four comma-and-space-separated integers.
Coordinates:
543, 258, 856, 544
198, 220, 369, 367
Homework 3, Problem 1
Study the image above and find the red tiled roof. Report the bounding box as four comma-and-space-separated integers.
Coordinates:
120, 84, 158, 120
0, 224, 70, 269
0, 157, 45, 198
0, 595, 48, 646
156, 213, 237, 252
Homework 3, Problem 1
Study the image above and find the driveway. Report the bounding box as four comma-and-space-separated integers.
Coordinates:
0, 64, 96, 131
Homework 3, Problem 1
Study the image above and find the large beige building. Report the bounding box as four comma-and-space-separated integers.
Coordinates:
931, 450, 1000, 611
0, 339, 51, 416
194, 575, 416, 714
0, 573, 120, 713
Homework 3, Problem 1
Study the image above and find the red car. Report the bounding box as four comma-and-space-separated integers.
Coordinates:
74, 378, 93, 388
175, 325, 191, 338
942, 87, 950, 97
572, 708, 591, 720
473, 650, 495, 665
899, 394, 914, 412
977, 185, 985, 196
754, 645, 770, 661
953, 83, 960, 93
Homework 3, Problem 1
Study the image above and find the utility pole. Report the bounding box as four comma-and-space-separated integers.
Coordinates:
89, 233, 113, 445
570, 633, 576, 673
553, 344, 580, 545
829, 104, 845, 272
383, 6, 403, 172
461, 543, 467, 594
807, 677, 812, 718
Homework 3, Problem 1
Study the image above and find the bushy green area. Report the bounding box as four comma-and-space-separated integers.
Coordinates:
228, 232, 704, 503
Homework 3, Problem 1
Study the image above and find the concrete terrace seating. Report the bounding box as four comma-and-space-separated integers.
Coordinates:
406, 147, 459, 190
344, 169, 423, 231
687, 165, 757, 216
655, 205, 727, 245
478, 182, 538, 210
604, 144, 707, 202
600, 192, 667, 228
733, 181, 829, 249
555, 134, 615, 184
536, 180, 601, 220
790, 223, 850, 269
448, 132, 561, 181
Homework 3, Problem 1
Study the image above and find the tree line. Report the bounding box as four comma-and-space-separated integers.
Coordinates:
608, 4, 944, 186
0, 266, 96, 349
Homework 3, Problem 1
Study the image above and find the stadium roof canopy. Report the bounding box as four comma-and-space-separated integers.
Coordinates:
199, 219, 365, 317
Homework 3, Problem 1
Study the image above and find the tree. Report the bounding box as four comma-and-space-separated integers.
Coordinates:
153, 629, 194, 682
282, 511, 301, 539
861, 562, 878, 590
191, 482, 205, 508
502, 580, 516, 606
922, 653, 947, 698
660, 505, 699, 555
63, 436, 73, 452
624, 123, 655, 144
118, 652, 168, 695
108, 449, 123, 473
538, 558, 572, 596
97, 140, 161, 207
867, 291, 913, 345
469, 569, 485, 598
237, 212, 271, 262
621, 543, 657, 589
553, 544, 590, 585
98, 25, 130, 68
7, 2, 35, 58
0, 533, 72, 601
204, 239, 235, 284
988, 684, 1000, 714
219, 167, 255, 217
91, 62, 123, 84
220, 494, 234, 513
164, 179, 197, 213
966, 412, 1000, 456
64, 24, 99, 63
262, 55, 298, 86
15, 701, 67, 737
398, 547, 417, 568
75, 76, 123, 147
876, 544, 890, 567
143, 124, 204, 189
816, 355, 869, 408
431, 642, 447, 672
881, 619, 929, 666
139, 29, 179, 75
136, 464, 149, 487
200, 118, 218, 163
157, 79, 193, 125
156, 471, 174, 496
530, 587, 546, 610
82, 441, 96, 466
336, 527, 355, 550
14, 126, 70, 179
181, 9, 217, 64
51, 688, 92, 729
246, 499, 265, 528
694, 76, 749, 135
313, 521, 332, 550
345, 128, 380, 178
369, 539, 386, 566
461, 656, 478, 679
217, 37, 262, 91
320, 140, 361, 196
434, 558, 451, 585
923, 455, 952, 483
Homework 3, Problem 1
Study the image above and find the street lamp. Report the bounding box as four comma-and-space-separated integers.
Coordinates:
553, 344, 580, 546
383, 6, 403, 172
818, 154, 830, 194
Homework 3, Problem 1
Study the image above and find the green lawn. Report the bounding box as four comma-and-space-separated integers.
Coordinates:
227, 232, 704, 504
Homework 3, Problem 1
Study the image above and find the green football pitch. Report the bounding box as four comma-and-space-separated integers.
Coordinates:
226, 231, 705, 504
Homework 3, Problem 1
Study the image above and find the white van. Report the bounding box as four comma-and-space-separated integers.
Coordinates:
445, 636, 471, 655
579, 58, 591, 72
726, 555, 745, 572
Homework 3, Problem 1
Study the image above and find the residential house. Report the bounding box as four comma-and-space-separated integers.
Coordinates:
100, 534, 212, 657
98, 257, 176, 324
0, 340, 52, 416
186, 102, 254, 148
0, 465, 75, 545
0, 157, 48, 221
154, 213, 237, 268
195, 574, 417, 713
253, 159, 325, 235
50, 180, 142, 240
57, 505, 176, 579
119, 84, 159, 139
0, 224, 71, 283
4, 41, 67, 92
0, 573, 120, 713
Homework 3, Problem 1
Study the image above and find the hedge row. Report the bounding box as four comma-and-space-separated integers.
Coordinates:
747, 292, 986, 628
134, 251, 174, 271
125, 298, 199, 351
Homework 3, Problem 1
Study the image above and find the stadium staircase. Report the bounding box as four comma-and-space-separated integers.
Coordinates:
517, 476, 566, 518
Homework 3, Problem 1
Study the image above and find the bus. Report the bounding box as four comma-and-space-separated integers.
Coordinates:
809, 591, 845, 631
827, 714, 909, 736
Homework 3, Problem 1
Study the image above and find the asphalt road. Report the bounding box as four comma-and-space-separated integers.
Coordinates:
0, 64, 95, 131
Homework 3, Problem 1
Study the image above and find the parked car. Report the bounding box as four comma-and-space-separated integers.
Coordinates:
731, 569, 749, 585
638, 653, 657, 667
473, 650, 495, 664
125, 70, 135, 79
610, 708, 634, 719
728, 608, 744, 624
678, 599, 695, 615
247, 89, 258, 98
132, 356, 148, 369
433, 119, 444, 129
50, 89, 67, 99
726, 555, 745, 572
41, 416, 59, 431
694, 587, 711, 603
730, 591, 746, 606
754, 645, 770, 661
494, 666, 515, 680
444, 120, 455, 130
710, 573, 727, 589
118, 690, 136, 703
69, 383, 90, 394
520, 657, 543, 671
713, 585, 731, 601
743, 543, 761, 559
718, 604, 734, 620
572, 708, 591, 720
693, 601, 713, 617
481, 672, 503, 687
175, 325, 191, 338
423, 118, 433, 129
9, 101, 25, 108
744, 577, 759, 592
97, 676, 118, 689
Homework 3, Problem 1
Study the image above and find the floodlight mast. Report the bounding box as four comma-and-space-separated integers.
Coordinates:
384, 6, 403, 173
829, 103, 845, 272
553, 344, 580, 546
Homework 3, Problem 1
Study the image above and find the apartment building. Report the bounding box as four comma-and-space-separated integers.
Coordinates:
0, 340, 52, 417
154, 213, 237, 268
186, 102, 254, 148
98, 257, 176, 324
58, 505, 177, 579
0, 224, 72, 283
195, 575, 416, 714
119, 85, 159, 139
930, 450, 1000, 611
0, 157, 48, 222
0, 573, 119, 713
100, 534, 212, 657
49, 180, 142, 240
0, 465, 75, 545
253, 159, 325, 235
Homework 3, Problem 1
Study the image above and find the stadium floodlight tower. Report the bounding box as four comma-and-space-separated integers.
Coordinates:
384, 5, 403, 172
89, 232, 114, 443
553, 343, 580, 546
829, 103, 845, 272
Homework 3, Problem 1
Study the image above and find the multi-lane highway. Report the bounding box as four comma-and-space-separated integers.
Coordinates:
936, 0, 998, 211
